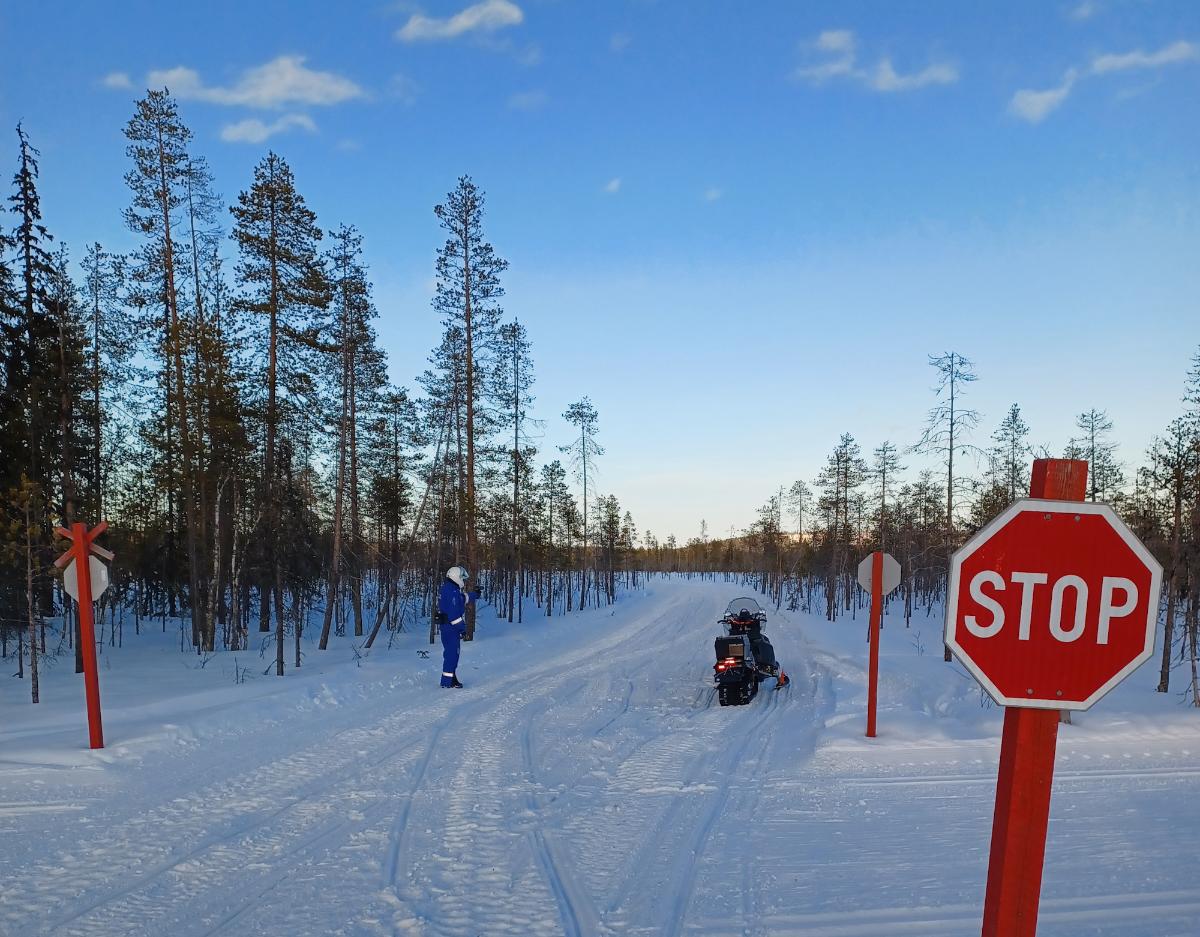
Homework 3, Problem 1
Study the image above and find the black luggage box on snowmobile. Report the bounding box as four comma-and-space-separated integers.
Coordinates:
715, 634, 752, 662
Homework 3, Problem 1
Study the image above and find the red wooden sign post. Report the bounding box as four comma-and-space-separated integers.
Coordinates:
946, 460, 1162, 937
867, 551, 882, 738
980, 464, 1080, 937
54, 521, 113, 750
857, 550, 901, 739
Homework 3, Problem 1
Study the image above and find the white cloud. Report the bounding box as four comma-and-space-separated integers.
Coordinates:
147, 56, 363, 109
703, 187, 723, 202
869, 58, 958, 92
1069, 1, 1097, 21
219, 114, 317, 144
795, 30, 958, 93
816, 30, 856, 55
610, 33, 632, 53
795, 30, 857, 82
397, 0, 523, 43
102, 71, 132, 89
507, 90, 547, 110
1091, 40, 1199, 74
1009, 40, 1197, 124
604, 177, 621, 194
1009, 69, 1078, 123
794, 58, 854, 82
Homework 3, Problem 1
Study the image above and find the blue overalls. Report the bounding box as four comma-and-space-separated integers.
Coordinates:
439, 578, 467, 687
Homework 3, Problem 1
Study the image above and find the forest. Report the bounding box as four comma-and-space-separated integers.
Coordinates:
645, 354, 1200, 704
1, 89, 1197, 707
0, 89, 633, 701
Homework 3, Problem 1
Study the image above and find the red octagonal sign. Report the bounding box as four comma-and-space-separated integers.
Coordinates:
946, 500, 1163, 710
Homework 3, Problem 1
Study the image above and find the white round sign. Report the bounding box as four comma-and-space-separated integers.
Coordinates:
63, 556, 110, 603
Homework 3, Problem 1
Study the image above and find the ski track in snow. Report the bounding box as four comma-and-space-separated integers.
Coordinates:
1, 579, 1199, 936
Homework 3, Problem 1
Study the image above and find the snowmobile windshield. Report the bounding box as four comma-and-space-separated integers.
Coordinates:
724, 598, 764, 617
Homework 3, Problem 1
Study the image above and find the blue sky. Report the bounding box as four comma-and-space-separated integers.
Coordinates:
2, 1, 1198, 540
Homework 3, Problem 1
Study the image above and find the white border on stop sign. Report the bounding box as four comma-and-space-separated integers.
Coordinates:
944, 499, 1163, 711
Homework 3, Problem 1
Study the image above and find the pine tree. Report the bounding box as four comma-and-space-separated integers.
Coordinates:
814, 434, 868, 620
363, 386, 422, 640
495, 320, 535, 622
123, 89, 205, 643
319, 224, 382, 647
540, 460, 569, 616
230, 151, 328, 657
914, 352, 980, 548
432, 177, 507, 638
786, 480, 811, 543
560, 397, 603, 610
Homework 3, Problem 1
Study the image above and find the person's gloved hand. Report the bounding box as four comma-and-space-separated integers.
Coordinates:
468, 590, 480, 603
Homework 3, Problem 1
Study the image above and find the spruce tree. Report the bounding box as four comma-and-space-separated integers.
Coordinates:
9, 124, 56, 495
0, 205, 18, 651
870, 441, 905, 550
993, 403, 1031, 503
45, 245, 90, 529
6, 123, 60, 642
80, 243, 132, 521
1069, 409, 1124, 502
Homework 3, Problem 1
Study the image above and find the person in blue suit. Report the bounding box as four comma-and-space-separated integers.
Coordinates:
438, 566, 479, 688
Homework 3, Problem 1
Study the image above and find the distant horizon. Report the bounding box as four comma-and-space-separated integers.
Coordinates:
3, 0, 1196, 540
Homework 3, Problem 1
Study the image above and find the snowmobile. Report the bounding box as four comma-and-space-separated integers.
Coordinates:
714, 598, 788, 706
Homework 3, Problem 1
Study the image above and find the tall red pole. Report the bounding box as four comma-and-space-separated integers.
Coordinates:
980, 458, 1086, 937
71, 522, 104, 750
866, 549, 883, 738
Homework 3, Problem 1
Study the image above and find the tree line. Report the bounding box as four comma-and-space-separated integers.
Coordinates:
637, 351, 1200, 704
0, 91, 641, 702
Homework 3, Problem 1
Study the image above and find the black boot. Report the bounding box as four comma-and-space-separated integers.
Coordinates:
451, 677, 464, 688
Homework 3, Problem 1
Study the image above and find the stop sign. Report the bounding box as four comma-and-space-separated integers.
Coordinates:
946, 499, 1162, 710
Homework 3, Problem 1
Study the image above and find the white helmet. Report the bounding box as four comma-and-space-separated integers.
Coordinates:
446, 566, 469, 588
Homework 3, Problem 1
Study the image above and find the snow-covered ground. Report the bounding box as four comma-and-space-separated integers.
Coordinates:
1, 578, 1198, 937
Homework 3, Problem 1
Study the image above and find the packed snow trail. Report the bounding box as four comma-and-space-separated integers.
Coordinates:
1, 579, 1198, 936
